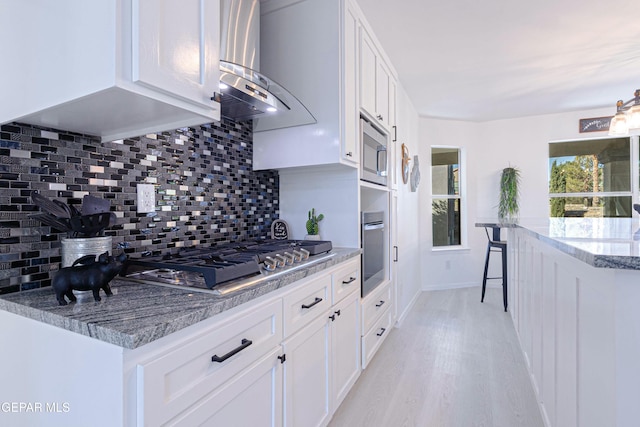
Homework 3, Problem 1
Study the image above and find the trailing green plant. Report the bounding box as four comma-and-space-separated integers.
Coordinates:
306, 208, 324, 235
498, 166, 520, 220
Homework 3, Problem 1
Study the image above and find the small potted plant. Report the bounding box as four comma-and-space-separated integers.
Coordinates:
498, 166, 520, 221
305, 208, 324, 240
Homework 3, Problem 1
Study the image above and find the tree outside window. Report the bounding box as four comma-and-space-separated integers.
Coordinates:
548, 138, 631, 218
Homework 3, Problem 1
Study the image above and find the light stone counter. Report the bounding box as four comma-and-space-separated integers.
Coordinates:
0, 247, 361, 349
477, 217, 640, 269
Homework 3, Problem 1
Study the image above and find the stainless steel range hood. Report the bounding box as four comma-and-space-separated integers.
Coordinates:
220, 0, 315, 131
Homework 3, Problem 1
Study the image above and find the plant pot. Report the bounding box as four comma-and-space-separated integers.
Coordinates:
61, 236, 113, 298
305, 234, 321, 240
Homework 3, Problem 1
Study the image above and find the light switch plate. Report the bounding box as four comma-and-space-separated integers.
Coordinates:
137, 184, 156, 213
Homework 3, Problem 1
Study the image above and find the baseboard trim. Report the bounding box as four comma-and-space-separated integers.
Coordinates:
422, 282, 478, 291
395, 290, 421, 327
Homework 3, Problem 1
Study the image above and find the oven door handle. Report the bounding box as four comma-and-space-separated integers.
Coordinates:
363, 223, 384, 231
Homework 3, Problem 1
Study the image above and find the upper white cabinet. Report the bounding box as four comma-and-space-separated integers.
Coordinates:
0, 0, 221, 142
359, 26, 396, 132
253, 0, 360, 170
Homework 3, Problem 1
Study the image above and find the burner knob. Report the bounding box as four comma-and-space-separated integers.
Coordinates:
273, 254, 287, 268
299, 248, 310, 260
283, 252, 295, 265
264, 257, 278, 271
292, 250, 304, 262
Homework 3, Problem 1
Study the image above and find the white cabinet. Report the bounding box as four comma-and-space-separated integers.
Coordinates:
361, 280, 393, 368
166, 348, 283, 427
283, 312, 332, 427
0, 257, 364, 426
254, 0, 360, 170
137, 298, 283, 425
281, 257, 361, 426
330, 289, 361, 409
0, 0, 221, 142
359, 27, 397, 132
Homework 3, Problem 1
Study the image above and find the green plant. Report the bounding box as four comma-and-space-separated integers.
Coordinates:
306, 208, 324, 235
498, 167, 520, 220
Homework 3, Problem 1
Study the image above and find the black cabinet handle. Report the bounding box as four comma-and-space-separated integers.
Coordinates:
342, 277, 356, 284
375, 300, 385, 308
278, 354, 286, 364
376, 114, 383, 121
346, 151, 353, 157
329, 314, 336, 321
377, 328, 386, 337
393, 246, 398, 262
334, 309, 341, 317
301, 297, 323, 309
211, 338, 252, 363
392, 125, 397, 142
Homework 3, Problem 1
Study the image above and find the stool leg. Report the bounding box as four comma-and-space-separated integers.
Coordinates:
481, 242, 491, 303
502, 246, 508, 312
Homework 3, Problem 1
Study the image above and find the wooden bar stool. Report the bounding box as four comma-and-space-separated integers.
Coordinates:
481, 226, 507, 312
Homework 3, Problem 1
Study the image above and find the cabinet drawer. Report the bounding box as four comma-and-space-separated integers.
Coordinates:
283, 272, 331, 337
362, 306, 392, 369
164, 348, 283, 427
332, 258, 361, 304
361, 281, 392, 334
137, 298, 282, 426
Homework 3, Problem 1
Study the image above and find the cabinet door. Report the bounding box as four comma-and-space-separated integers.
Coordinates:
375, 59, 390, 127
359, 29, 377, 118
342, 0, 359, 163
283, 314, 331, 427
331, 290, 361, 410
137, 298, 282, 425
133, 0, 220, 111
166, 348, 283, 427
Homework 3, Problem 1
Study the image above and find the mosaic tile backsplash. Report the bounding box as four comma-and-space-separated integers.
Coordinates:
0, 120, 279, 294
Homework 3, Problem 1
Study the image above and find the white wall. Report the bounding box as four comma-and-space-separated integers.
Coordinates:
419, 106, 614, 290
394, 85, 422, 321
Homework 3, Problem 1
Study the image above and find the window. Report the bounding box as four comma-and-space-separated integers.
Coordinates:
431, 147, 463, 247
548, 137, 632, 217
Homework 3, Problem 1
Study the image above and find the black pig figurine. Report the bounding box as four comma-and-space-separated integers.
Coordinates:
53, 251, 128, 305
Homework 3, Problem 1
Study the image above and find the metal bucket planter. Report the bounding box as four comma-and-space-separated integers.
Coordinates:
61, 236, 113, 299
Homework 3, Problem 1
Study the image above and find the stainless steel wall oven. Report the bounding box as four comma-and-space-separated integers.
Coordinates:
361, 211, 385, 297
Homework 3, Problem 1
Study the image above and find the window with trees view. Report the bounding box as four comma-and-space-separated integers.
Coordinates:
548, 137, 632, 218
432, 147, 463, 247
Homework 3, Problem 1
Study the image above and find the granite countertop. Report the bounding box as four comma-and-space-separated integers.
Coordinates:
0, 247, 361, 350
477, 217, 640, 269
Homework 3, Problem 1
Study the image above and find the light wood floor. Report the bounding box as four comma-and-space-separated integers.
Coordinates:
329, 287, 544, 427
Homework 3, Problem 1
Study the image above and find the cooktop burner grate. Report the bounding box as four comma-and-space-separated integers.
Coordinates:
120, 239, 332, 289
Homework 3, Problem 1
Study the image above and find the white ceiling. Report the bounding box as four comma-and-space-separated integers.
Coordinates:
355, 0, 640, 122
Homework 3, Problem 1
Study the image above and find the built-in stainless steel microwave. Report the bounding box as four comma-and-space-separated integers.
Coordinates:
360, 118, 388, 186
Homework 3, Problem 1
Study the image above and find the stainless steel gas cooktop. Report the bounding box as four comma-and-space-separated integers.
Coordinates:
119, 239, 334, 295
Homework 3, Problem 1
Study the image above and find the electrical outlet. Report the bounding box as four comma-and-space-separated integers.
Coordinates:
137, 184, 155, 213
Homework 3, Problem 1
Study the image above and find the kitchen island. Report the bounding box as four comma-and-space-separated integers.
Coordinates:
503, 218, 640, 427
0, 248, 361, 427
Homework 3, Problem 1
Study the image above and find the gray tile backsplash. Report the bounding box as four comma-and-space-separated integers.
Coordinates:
0, 120, 279, 294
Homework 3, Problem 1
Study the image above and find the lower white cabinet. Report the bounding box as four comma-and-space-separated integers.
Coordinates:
283, 313, 332, 427
331, 290, 361, 409
0, 257, 368, 427
166, 348, 283, 427
136, 298, 283, 425
361, 280, 393, 368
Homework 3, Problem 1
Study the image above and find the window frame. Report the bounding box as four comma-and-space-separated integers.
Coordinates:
430, 145, 467, 250
548, 135, 639, 217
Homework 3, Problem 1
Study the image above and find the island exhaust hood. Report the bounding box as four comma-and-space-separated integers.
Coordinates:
220, 0, 315, 131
